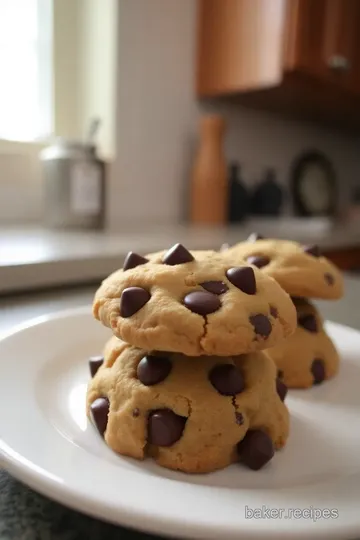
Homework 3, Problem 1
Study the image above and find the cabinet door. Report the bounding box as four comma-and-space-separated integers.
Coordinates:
285, 0, 360, 91
285, 0, 332, 79
339, 0, 360, 95
197, 0, 287, 96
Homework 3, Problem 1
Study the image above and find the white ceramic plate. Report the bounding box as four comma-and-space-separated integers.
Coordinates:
1, 308, 360, 540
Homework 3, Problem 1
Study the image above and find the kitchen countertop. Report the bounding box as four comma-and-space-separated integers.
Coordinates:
1, 218, 360, 294
0, 276, 360, 540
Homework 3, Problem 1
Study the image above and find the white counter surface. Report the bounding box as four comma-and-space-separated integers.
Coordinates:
1, 219, 360, 294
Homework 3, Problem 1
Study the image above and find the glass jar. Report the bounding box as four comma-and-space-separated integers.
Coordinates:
40, 138, 105, 229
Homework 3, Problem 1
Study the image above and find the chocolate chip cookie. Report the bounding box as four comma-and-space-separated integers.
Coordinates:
93, 243, 296, 356
87, 336, 289, 473
223, 236, 343, 299
266, 298, 339, 388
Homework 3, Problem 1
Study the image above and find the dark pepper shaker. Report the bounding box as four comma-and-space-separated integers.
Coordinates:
251, 168, 283, 216
228, 162, 249, 223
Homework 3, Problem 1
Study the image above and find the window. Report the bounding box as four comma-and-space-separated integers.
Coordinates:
0, 0, 52, 142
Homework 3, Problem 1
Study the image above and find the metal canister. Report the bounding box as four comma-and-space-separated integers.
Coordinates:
40, 138, 105, 229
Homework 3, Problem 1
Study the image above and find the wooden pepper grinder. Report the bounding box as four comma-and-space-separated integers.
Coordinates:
190, 114, 228, 225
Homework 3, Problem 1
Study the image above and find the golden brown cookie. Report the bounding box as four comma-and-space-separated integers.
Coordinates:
223, 236, 343, 299
93, 243, 296, 356
86, 337, 289, 473
266, 299, 339, 388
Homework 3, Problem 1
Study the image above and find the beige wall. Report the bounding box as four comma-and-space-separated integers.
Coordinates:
107, 0, 360, 229
0, 141, 43, 222
78, 0, 118, 158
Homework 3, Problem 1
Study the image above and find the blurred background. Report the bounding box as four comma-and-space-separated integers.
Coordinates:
1, 0, 360, 293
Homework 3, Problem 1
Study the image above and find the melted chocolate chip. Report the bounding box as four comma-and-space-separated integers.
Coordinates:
298, 313, 318, 333
276, 378, 288, 401
247, 232, 264, 242
200, 281, 228, 295
137, 355, 172, 386
270, 306, 278, 318
311, 359, 325, 385
209, 364, 245, 396
303, 244, 321, 257
291, 296, 306, 305
183, 291, 221, 315
132, 408, 140, 418
162, 243, 194, 265
235, 412, 244, 425
123, 251, 149, 271
226, 267, 256, 295
250, 314, 272, 338
90, 397, 110, 436
277, 369, 284, 380
148, 409, 186, 446
120, 287, 151, 318
324, 272, 334, 285
247, 255, 270, 268
237, 430, 274, 470
88, 356, 104, 378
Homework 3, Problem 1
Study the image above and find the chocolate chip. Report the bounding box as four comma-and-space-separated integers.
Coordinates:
311, 359, 325, 385
148, 409, 186, 446
220, 242, 230, 252
162, 243, 194, 265
247, 255, 270, 268
277, 369, 284, 380
123, 251, 149, 271
247, 232, 264, 242
226, 267, 256, 295
137, 355, 172, 386
183, 291, 221, 315
324, 272, 334, 285
276, 378, 288, 401
298, 313, 318, 333
132, 408, 140, 418
90, 397, 110, 437
88, 355, 104, 377
120, 287, 151, 318
209, 364, 245, 396
250, 314, 272, 337
270, 306, 278, 318
291, 296, 306, 305
235, 412, 244, 425
200, 281, 228, 295
237, 430, 274, 470
303, 244, 321, 257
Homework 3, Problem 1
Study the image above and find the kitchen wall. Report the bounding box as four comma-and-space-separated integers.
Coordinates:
0, 141, 43, 222
107, 0, 360, 229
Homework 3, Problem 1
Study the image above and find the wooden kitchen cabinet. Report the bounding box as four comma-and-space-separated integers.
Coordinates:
197, 0, 360, 130
285, 0, 360, 92
323, 247, 360, 272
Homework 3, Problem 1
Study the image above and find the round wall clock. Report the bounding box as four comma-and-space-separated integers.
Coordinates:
290, 150, 338, 216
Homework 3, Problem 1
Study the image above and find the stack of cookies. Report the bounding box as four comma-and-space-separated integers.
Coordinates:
224, 236, 344, 388
87, 243, 297, 473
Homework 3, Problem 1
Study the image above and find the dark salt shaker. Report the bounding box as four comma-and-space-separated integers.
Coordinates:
251, 168, 283, 216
